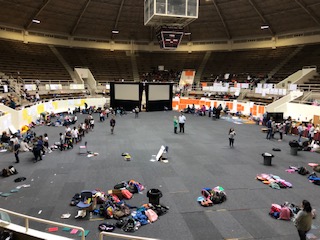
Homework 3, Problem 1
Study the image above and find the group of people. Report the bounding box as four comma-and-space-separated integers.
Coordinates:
173, 113, 186, 134
184, 104, 224, 119
266, 116, 317, 144
0, 130, 51, 163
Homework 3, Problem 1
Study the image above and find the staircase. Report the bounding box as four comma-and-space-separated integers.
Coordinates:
268, 45, 304, 78
194, 51, 211, 83
49, 45, 79, 83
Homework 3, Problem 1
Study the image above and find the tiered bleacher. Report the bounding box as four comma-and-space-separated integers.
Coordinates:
0, 39, 71, 84
56, 47, 133, 83
202, 47, 297, 83
274, 44, 320, 80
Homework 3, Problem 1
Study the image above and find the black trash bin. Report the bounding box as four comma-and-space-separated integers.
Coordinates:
290, 147, 298, 156
289, 140, 300, 156
262, 153, 274, 166
147, 189, 162, 205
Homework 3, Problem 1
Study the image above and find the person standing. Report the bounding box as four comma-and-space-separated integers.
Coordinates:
308, 124, 315, 142
173, 116, 178, 134
13, 140, 20, 163
266, 118, 273, 140
216, 104, 222, 119
228, 128, 236, 147
278, 122, 285, 141
294, 200, 313, 240
110, 116, 116, 134
178, 113, 186, 133
297, 124, 304, 142
134, 106, 139, 118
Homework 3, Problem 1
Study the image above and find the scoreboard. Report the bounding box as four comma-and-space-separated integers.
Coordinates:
156, 27, 184, 50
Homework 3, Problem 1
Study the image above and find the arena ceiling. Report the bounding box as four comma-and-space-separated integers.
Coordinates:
0, 0, 320, 43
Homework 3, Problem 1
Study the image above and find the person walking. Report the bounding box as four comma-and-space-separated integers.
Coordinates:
110, 116, 116, 134
294, 200, 313, 240
13, 140, 20, 163
228, 128, 236, 147
178, 113, 186, 133
173, 116, 178, 134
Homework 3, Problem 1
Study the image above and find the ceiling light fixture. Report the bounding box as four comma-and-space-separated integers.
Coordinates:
184, 32, 191, 36
260, 25, 269, 30
32, 19, 41, 24
112, 30, 119, 34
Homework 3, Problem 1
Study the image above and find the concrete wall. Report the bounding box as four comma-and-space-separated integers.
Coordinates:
0, 98, 107, 133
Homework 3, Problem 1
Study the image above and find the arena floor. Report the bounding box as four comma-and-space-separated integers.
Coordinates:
1, 111, 320, 240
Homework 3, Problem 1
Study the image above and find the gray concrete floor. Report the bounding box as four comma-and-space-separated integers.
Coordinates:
1, 111, 320, 240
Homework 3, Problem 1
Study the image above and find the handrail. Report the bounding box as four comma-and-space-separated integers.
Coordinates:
0, 207, 85, 240
99, 232, 159, 240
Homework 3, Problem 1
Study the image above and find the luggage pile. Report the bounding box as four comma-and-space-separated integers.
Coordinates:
269, 202, 299, 220
256, 173, 292, 189
68, 180, 169, 234
197, 186, 227, 207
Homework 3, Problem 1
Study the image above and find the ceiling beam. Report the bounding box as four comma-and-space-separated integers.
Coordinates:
111, 0, 125, 39
295, 0, 320, 27
248, 0, 275, 36
211, 0, 231, 39
24, 0, 51, 29
70, 0, 91, 36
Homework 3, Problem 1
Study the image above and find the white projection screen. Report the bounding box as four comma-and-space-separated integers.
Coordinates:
148, 85, 170, 101
114, 84, 139, 100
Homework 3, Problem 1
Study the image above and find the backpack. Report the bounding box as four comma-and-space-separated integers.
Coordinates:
98, 223, 115, 232
145, 209, 158, 223
150, 204, 169, 216
279, 207, 291, 220
269, 204, 281, 218
211, 191, 226, 204
122, 218, 136, 232
128, 180, 145, 193
1, 168, 10, 177
133, 210, 149, 225
298, 167, 309, 175
114, 181, 128, 190
121, 189, 133, 199
313, 165, 320, 173
8, 166, 18, 175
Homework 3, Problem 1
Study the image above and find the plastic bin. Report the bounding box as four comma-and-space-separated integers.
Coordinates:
147, 189, 162, 205
262, 153, 274, 166
290, 147, 298, 156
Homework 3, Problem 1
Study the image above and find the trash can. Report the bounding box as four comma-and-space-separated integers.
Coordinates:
147, 189, 162, 205
290, 147, 298, 156
289, 140, 300, 156
262, 153, 274, 166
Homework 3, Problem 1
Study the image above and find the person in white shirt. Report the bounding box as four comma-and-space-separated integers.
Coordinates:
65, 126, 71, 133
71, 127, 79, 144
308, 124, 315, 142
35, 92, 40, 102
20, 140, 32, 152
178, 113, 186, 133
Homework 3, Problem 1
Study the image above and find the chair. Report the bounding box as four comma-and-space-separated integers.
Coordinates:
79, 141, 87, 154
76, 190, 95, 210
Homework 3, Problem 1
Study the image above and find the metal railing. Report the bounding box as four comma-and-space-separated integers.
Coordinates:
0, 207, 85, 240
99, 232, 159, 240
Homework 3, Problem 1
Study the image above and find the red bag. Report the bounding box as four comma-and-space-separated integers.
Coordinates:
121, 189, 133, 199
